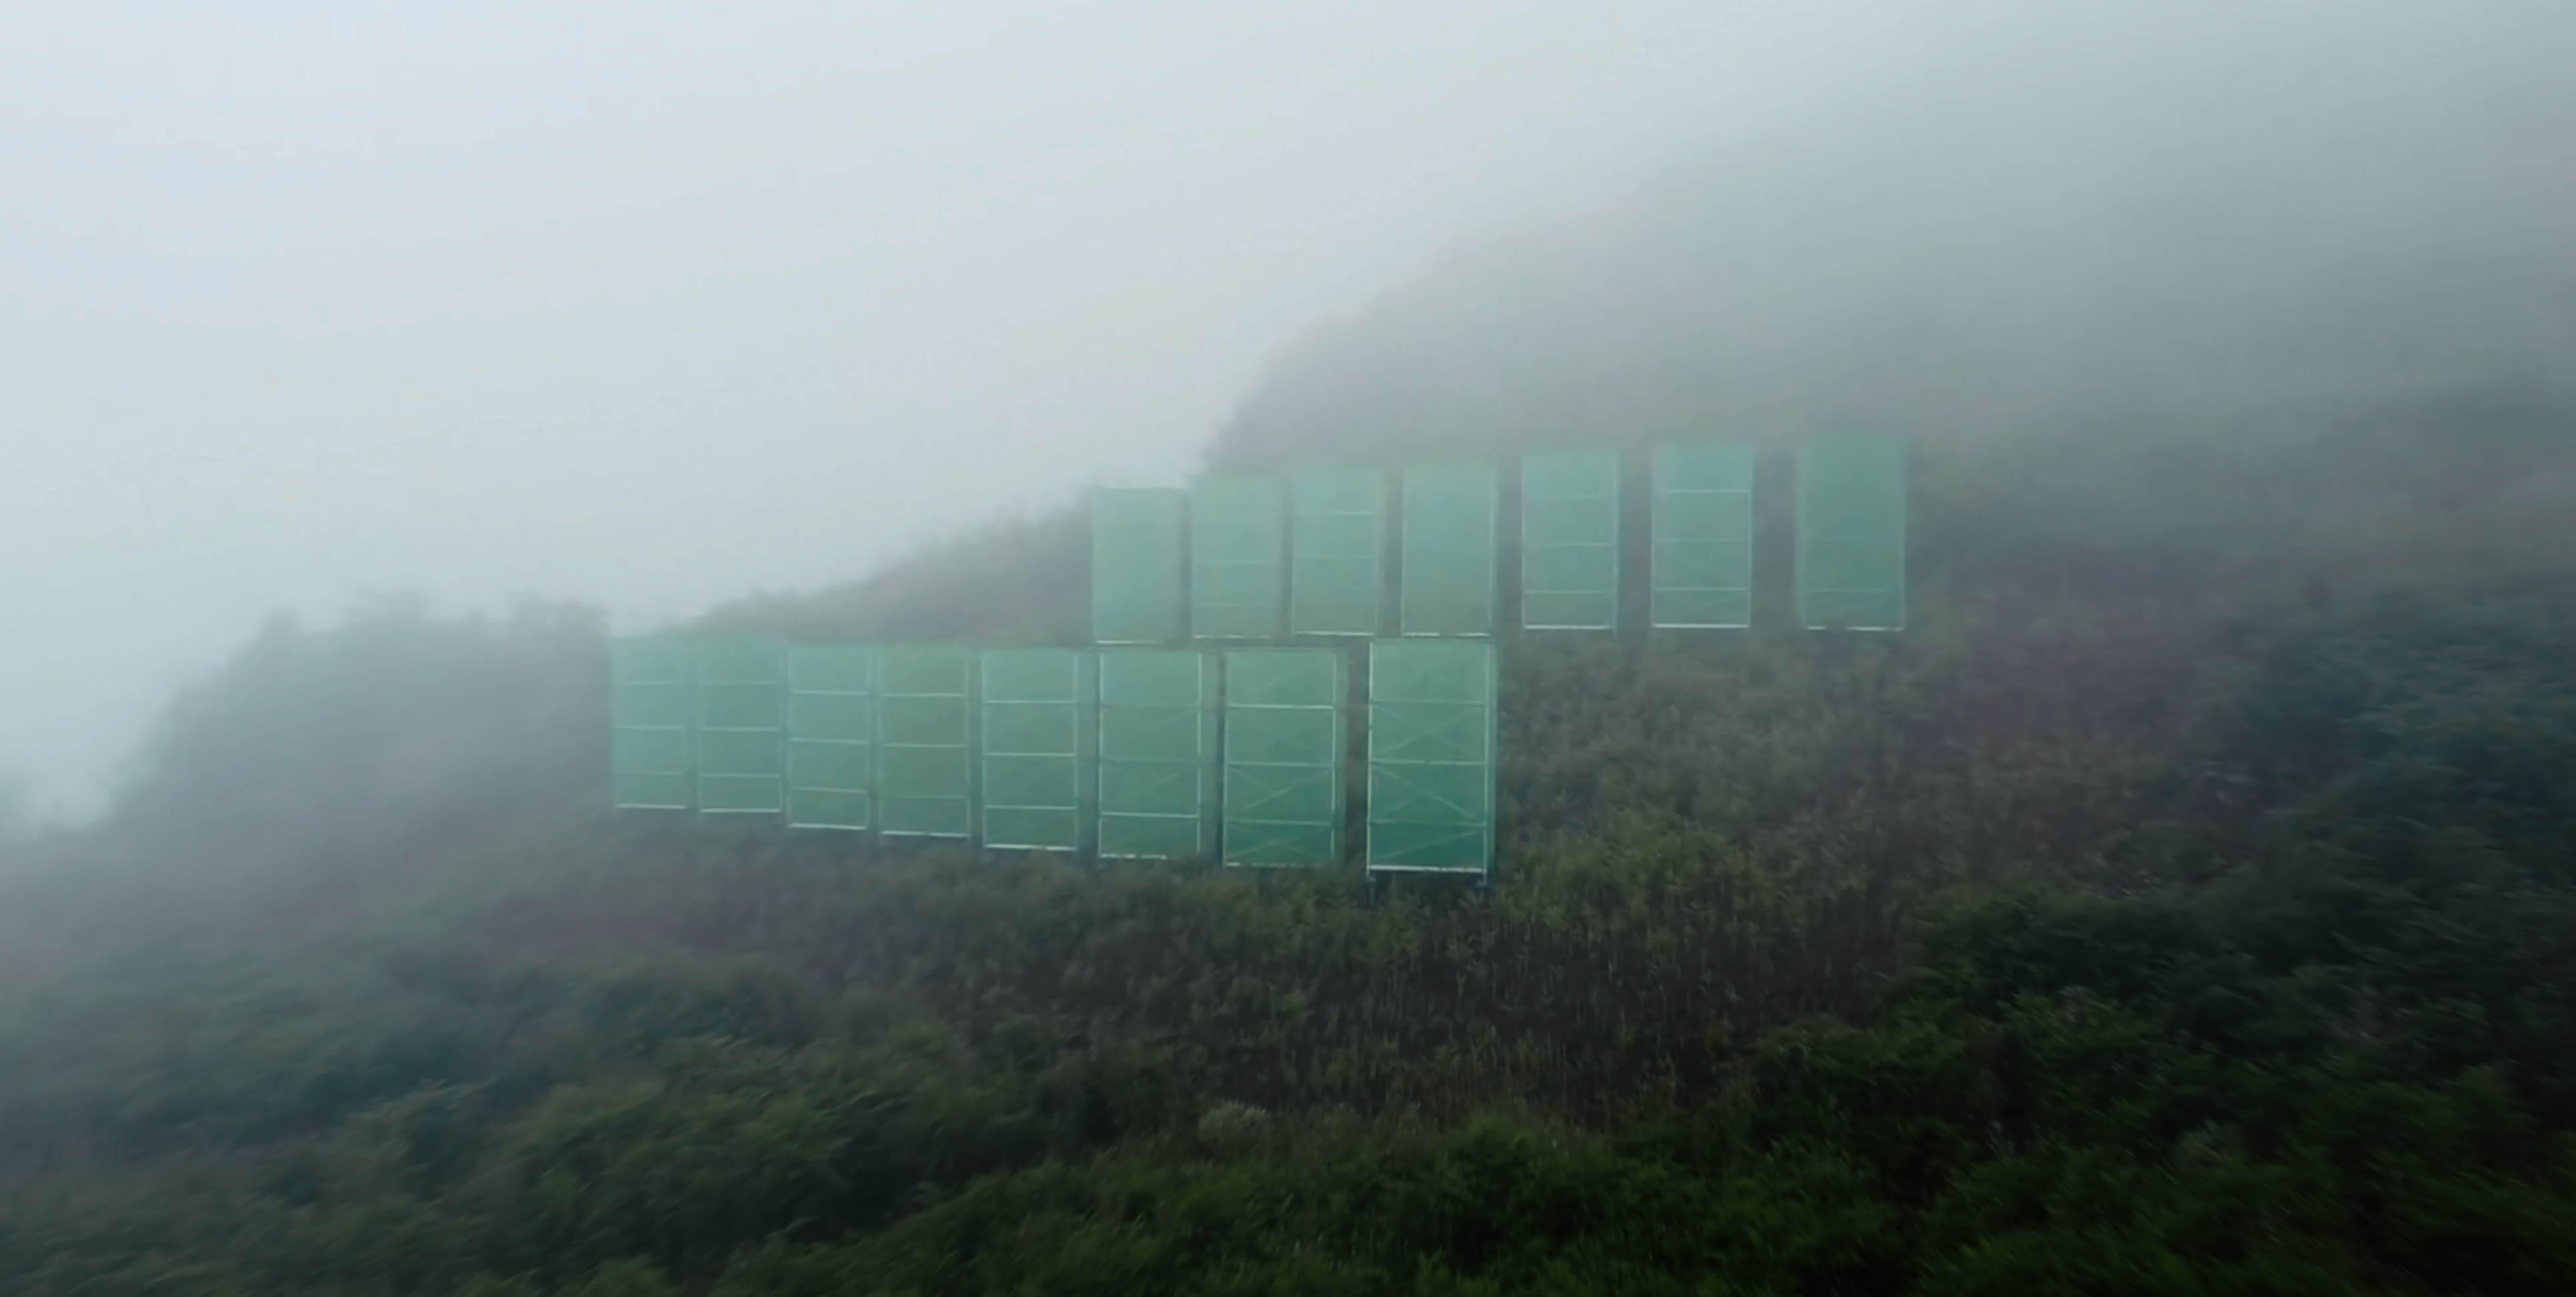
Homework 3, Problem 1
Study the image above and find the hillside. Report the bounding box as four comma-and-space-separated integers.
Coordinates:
3, 368, 2570, 1295
7, 27, 2576, 1295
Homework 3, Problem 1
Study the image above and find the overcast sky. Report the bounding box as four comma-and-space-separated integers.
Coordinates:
6, 1, 1939, 816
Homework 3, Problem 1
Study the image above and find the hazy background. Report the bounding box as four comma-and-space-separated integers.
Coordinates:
1218, 3, 2576, 471
5, 0, 1931, 817
8, 1, 2572, 819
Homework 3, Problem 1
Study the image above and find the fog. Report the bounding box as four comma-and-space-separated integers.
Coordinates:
1221, 3, 2576, 467
3, 0, 1922, 816
7, 1, 2571, 818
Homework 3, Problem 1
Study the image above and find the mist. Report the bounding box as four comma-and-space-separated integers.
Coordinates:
10, 6, 2576, 1286
1221, 2, 2576, 466
10, 1, 2573, 819
3, 0, 1927, 818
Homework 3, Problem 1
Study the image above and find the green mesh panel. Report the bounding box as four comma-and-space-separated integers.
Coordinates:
1520, 449, 1620, 631
1796, 435, 1908, 631
980, 649, 1094, 852
785, 643, 873, 830
1289, 468, 1385, 637
1191, 475, 1285, 641
1366, 640, 1496, 876
1095, 649, 1217, 859
1222, 650, 1343, 866
1401, 465, 1498, 637
611, 636, 693, 810
1652, 443, 1756, 629
877, 646, 974, 838
1092, 487, 1186, 645
692, 638, 783, 814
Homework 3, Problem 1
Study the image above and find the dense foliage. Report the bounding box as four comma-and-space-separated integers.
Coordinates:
15, 17, 2574, 1286
1, 378, 2571, 1293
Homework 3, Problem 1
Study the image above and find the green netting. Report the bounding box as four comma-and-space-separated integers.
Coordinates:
1095, 649, 1217, 859
694, 638, 784, 814
1796, 435, 1908, 631
1521, 449, 1621, 631
1222, 650, 1343, 866
1289, 468, 1385, 637
611, 636, 693, 810
785, 643, 873, 831
1191, 475, 1285, 641
877, 645, 974, 838
1400, 465, 1498, 637
1092, 487, 1186, 645
1366, 640, 1496, 876
980, 649, 1094, 852
1652, 443, 1756, 629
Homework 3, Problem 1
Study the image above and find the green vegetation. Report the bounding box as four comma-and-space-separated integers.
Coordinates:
3, 353, 2573, 1288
